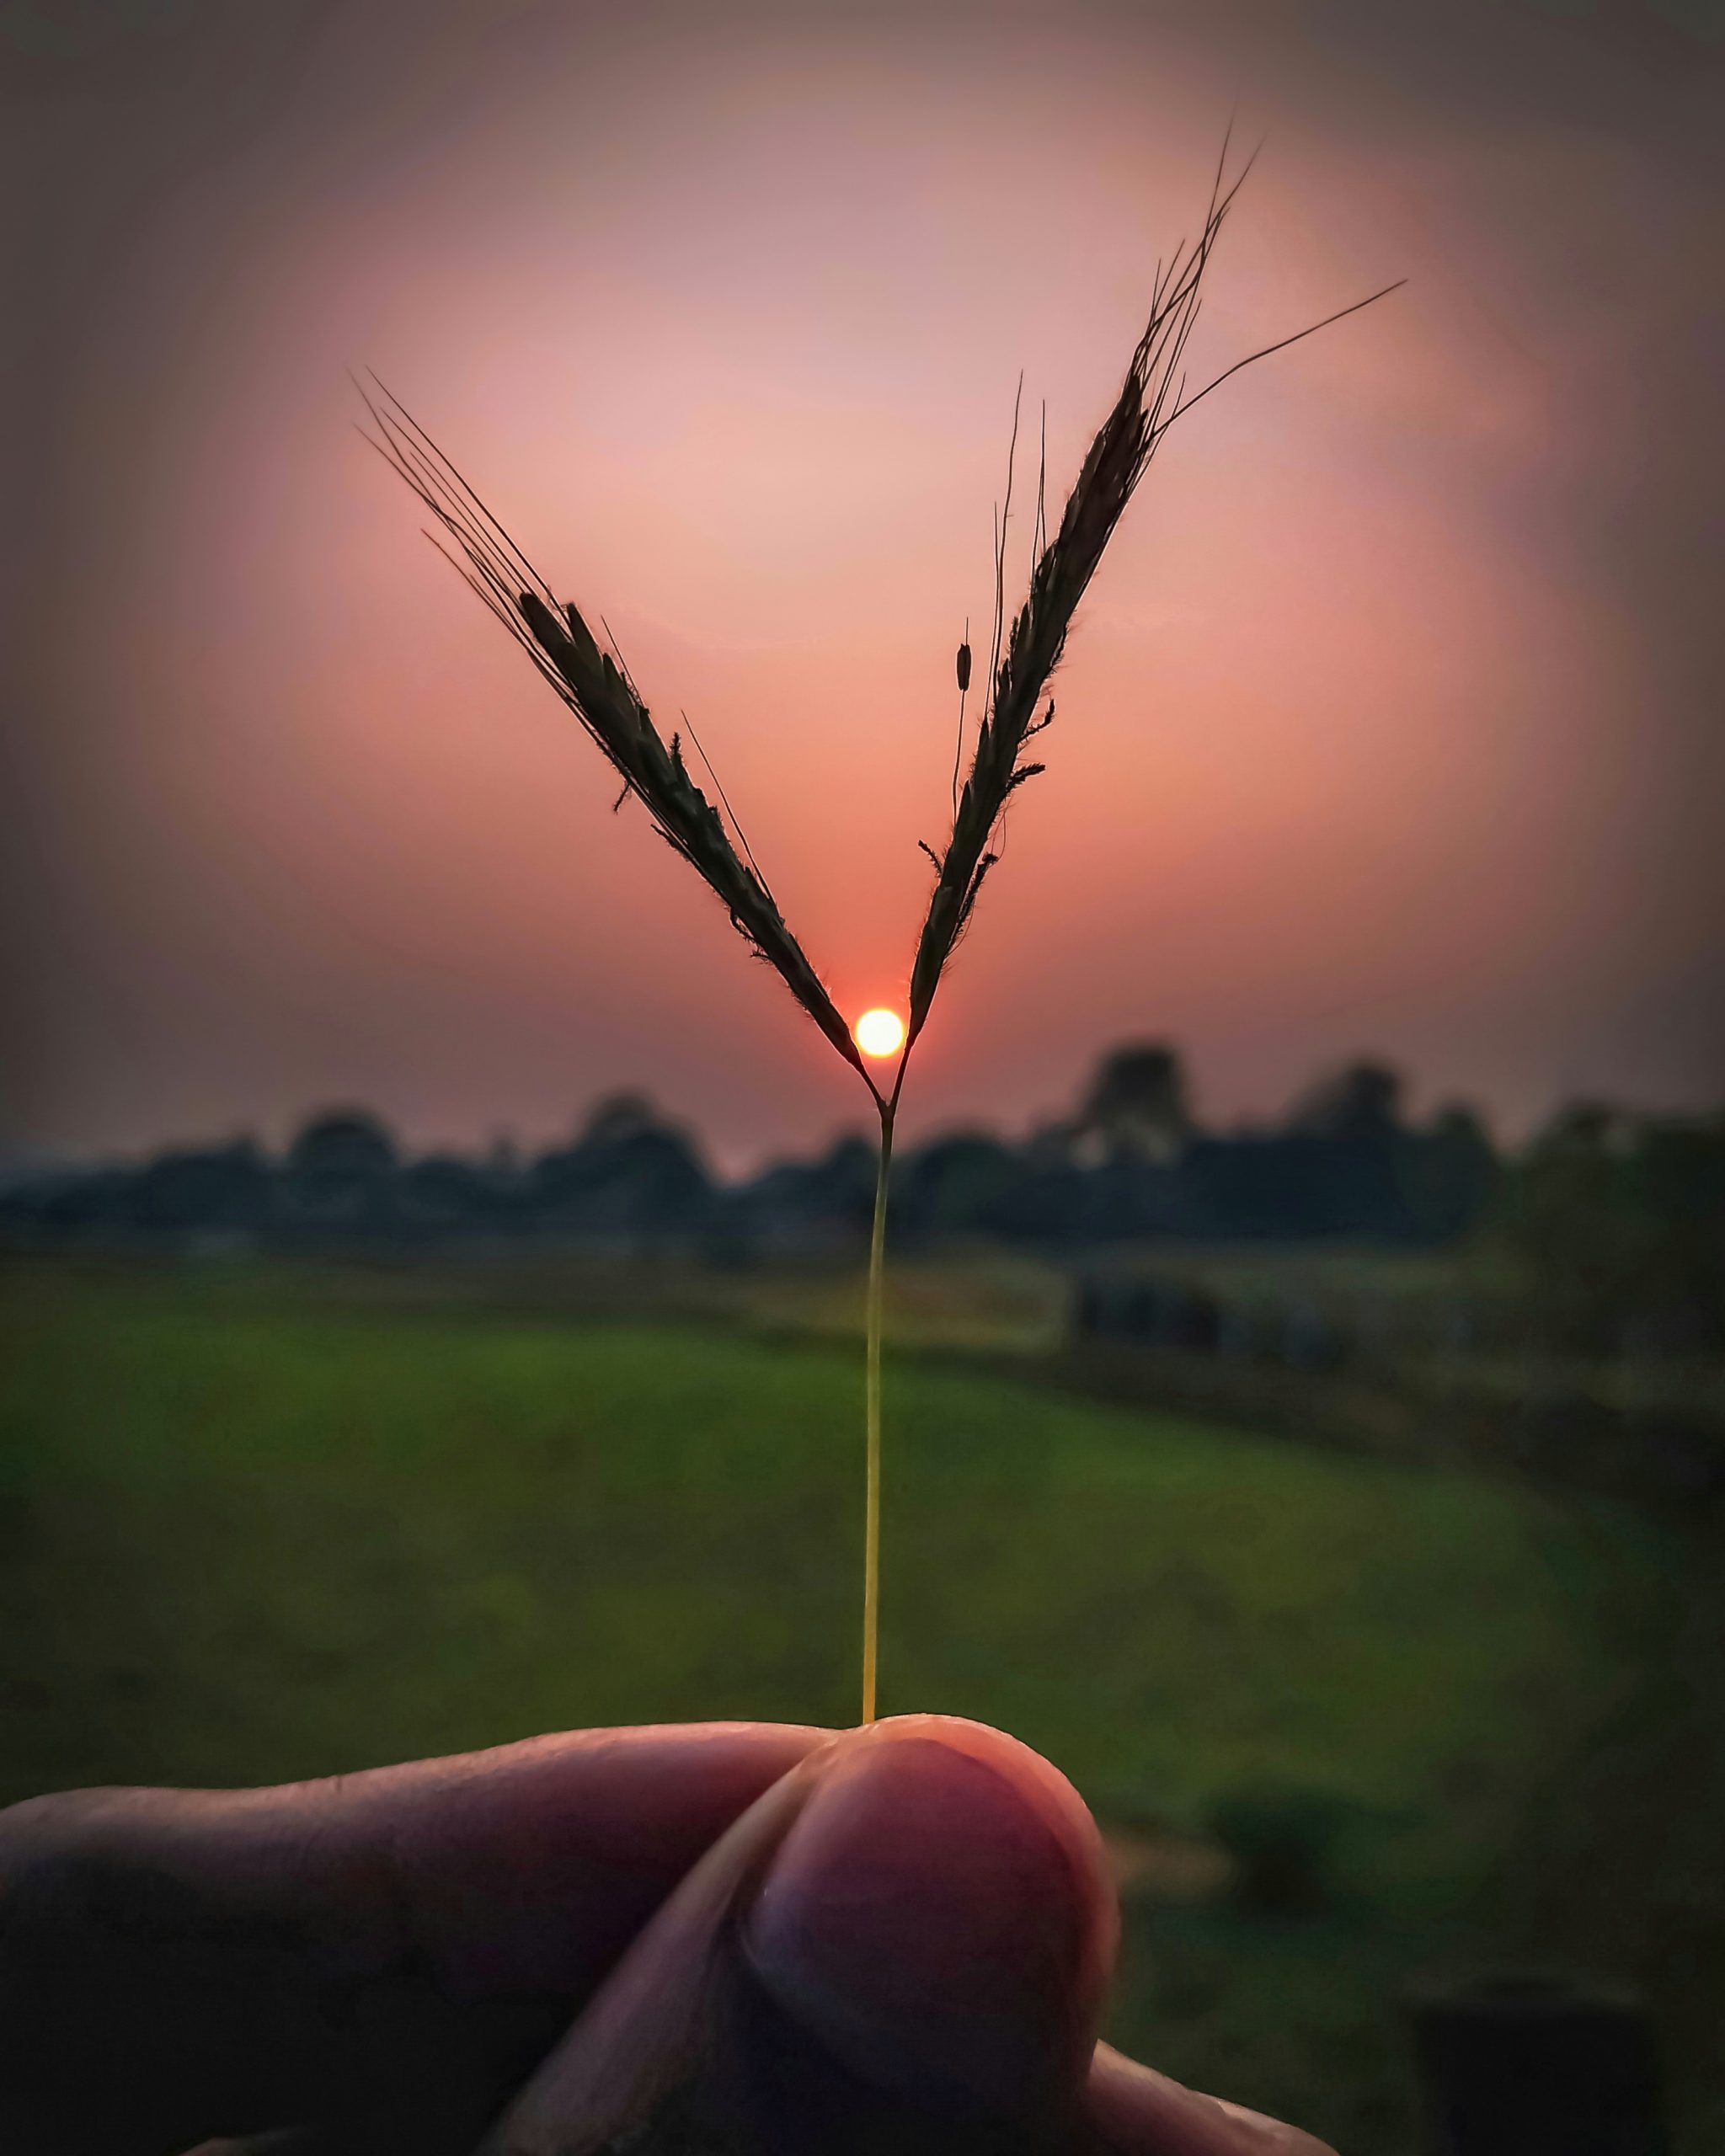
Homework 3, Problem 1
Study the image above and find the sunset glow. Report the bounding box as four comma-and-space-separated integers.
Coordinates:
5, 5, 1717, 1167
854, 1009, 906, 1060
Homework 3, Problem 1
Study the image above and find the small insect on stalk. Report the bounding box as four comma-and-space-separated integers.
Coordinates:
362, 145, 1399, 1726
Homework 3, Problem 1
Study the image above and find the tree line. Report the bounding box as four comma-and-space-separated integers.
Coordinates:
4, 1043, 1719, 1356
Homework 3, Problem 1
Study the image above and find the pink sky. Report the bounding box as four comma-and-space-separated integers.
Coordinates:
4, 2, 1721, 1169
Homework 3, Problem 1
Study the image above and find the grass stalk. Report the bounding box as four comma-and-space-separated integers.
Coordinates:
862, 1097, 894, 1724
364, 146, 1397, 1726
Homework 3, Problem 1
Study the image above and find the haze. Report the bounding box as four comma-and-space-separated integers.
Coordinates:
3, 0, 1721, 1171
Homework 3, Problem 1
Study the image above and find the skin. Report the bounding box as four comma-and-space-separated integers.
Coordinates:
0, 1716, 1334, 2156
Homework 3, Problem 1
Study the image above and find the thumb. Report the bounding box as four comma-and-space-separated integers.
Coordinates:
743, 1715, 1116, 2122
485, 1716, 1117, 2153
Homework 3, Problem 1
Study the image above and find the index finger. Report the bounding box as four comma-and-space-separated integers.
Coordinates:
0, 1722, 828, 2154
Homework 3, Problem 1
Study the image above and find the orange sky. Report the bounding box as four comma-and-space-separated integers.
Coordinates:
3, 2, 1721, 1169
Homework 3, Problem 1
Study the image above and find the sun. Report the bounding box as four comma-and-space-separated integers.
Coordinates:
853, 1006, 905, 1059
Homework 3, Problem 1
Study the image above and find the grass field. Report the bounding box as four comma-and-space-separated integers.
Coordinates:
0, 1257, 1696, 2150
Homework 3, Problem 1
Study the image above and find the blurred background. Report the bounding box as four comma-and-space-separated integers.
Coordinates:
3, 3, 1722, 2150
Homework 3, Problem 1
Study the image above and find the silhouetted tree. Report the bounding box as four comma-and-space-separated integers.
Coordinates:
1509, 1104, 1725, 1354
1289, 1059, 1405, 1138
1071, 1042, 1194, 1164
286, 1109, 399, 1179
1402, 1104, 1500, 1242
531, 1092, 710, 1236
1631, 1114, 1725, 1345
730, 1134, 878, 1247
896, 1132, 1023, 1235
126, 1140, 273, 1235
403, 1151, 526, 1235
284, 1107, 402, 1233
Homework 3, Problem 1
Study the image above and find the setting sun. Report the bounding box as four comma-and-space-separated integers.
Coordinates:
853, 1007, 905, 1059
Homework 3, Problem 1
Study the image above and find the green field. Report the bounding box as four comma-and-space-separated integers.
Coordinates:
0, 1257, 1701, 2150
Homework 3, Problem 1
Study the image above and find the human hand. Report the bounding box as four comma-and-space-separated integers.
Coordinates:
0, 1716, 1332, 2155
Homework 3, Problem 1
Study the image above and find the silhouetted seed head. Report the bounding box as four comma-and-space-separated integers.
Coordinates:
903, 152, 1401, 1051
359, 142, 1398, 1099
351, 376, 867, 1081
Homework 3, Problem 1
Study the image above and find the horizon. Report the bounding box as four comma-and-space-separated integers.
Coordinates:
5, 1, 1722, 1169
3, 1031, 1695, 1187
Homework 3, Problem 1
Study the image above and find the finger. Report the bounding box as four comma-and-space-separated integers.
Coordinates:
494, 1716, 1118, 2151
483, 1738, 836, 2152
0, 1721, 827, 2156
743, 1716, 1116, 2122
1083, 2044, 1338, 2156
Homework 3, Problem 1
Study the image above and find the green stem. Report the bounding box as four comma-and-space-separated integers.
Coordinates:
861, 1097, 894, 1725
